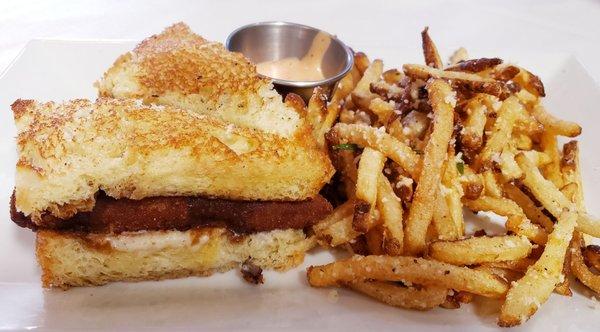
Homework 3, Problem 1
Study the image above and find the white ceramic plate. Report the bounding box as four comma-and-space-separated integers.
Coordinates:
1, 40, 600, 331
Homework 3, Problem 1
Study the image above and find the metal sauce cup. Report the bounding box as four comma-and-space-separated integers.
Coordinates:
226, 21, 354, 101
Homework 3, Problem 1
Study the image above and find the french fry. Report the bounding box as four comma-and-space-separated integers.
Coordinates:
499, 147, 523, 181
432, 187, 458, 241
382, 68, 404, 85
313, 200, 356, 246
460, 95, 490, 150
448, 47, 468, 66
561, 141, 585, 210
306, 87, 328, 140
532, 104, 581, 137
354, 147, 386, 232
365, 225, 384, 255
354, 52, 370, 75
403, 64, 509, 98
477, 96, 522, 169
307, 255, 509, 298
421, 27, 443, 69
463, 196, 548, 245
315, 72, 355, 147
583, 245, 600, 271
319, 214, 361, 247
512, 67, 546, 97
352, 59, 384, 109
539, 132, 564, 189
429, 235, 533, 266
571, 232, 600, 294
522, 150, 552, 167
499, 210, 577, 327
483, 258, 536, 272
444, 149, 465, 237
482, 170, 503, 198
377, 175, 404, 255
330, 123, 420, 178
515, 154, 600, 237
515, 153, 572, 218
502, 182, 554, 233
446, 57, 503, 73
405, 79, 455, 255
347, 280, 447, 310
368, 98, 395, 125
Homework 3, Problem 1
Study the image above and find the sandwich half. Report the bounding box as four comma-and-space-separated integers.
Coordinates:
11, 24, 335, 288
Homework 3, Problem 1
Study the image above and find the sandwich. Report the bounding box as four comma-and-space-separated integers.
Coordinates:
11, 23, 335, 288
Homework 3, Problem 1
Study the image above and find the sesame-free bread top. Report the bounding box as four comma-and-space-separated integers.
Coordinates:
12, 98, 334, 222
96, 22, 301, 137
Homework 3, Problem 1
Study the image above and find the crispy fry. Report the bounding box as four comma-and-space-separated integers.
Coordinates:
484, 258, 536, 272
513, 67, 546, 97
482, 171, 503, 198
499, 210, 577, 327
540, 132, 564, 188
354, 147, 386, 232
561, 141, 585, 210
515, 154, 600, 237
354, 52, 370, 75
405, 80, 455, 255
315, 73, 355, 147
477, 96, 522, 169
331, 123, 420, 178
499, 147, 523, 181
307, 255, 509, 298
432, 187, 458, 241
421, 27, 443, 69
448, 47, 469, 66
463, 196, 547, 245
571, 232, 600, 294
382, 68, 404, 85
314, 200, 356, 245
352, 59, 384, 109
502, 182, 554, 232
347, 281, 447, 310
446, 58, 502, 73
377, 175, 404, 255
532, 104, 581, 137
365, 225, 384, 255
429, 235, 533, 266
583, 245, 600, 271
306, 87, 328, 139
403, 64, 509, 98
443, 149, 465, 237
460, 95, 489, 150
368, 98, 395, 125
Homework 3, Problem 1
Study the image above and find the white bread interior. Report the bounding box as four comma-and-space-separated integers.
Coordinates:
36, 227, 315, 288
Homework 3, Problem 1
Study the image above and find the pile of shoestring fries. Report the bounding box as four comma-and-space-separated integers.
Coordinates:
301, 27, 600, 327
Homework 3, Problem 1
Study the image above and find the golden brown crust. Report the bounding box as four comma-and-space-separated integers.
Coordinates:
95, 23, 303, 137
13, 98, 334, 220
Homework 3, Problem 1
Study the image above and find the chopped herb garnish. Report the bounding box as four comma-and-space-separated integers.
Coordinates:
333, 143, 358, 151
456, 161, 465, 175
414, 150, 423, 155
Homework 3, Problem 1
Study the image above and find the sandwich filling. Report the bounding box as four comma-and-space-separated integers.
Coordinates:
11, 192, 332, 234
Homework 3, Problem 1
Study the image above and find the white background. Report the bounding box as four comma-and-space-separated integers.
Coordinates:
1, 0, 600, 83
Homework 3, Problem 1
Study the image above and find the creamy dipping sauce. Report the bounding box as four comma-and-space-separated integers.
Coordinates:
256, 31, 331, 81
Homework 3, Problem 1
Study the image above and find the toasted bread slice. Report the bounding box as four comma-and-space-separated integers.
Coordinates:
96, 22, 301, 137
12, 98, 334, 222
37, 227, 314, 288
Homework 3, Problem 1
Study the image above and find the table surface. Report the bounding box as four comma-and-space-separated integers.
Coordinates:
1, 0, 600, 85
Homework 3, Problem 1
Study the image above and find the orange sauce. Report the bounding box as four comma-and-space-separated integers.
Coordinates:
256, 31, 331, 81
